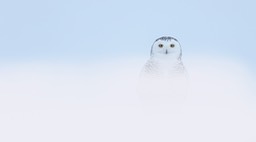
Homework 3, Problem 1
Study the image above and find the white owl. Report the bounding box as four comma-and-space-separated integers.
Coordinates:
138, 36, 188, 104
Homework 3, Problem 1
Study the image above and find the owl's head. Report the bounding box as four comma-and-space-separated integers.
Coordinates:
150, 36, 182, 60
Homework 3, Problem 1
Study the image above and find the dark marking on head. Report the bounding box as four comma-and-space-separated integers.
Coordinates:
155, 36, 178, 42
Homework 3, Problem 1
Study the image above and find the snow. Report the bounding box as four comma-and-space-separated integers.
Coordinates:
0, 56, 255, 142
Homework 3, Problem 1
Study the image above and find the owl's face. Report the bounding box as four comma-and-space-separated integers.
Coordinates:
150, 36, 182, 60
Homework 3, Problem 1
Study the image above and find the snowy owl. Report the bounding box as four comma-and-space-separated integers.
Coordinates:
138, 36, 188, 104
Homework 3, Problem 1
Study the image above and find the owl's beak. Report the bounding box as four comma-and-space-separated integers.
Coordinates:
165, 50, 168, 54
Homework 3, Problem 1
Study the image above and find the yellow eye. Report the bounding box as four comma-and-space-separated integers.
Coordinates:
170, 44, 175, 48
158, 44, 163, 48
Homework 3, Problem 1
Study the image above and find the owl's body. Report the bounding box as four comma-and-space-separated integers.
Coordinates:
142, 56, 186, 79
138, 36, 188, 104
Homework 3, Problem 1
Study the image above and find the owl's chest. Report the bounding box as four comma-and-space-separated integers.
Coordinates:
156, 61, 181, 74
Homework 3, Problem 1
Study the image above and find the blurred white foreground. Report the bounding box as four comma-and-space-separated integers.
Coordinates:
0, 56, 255, 142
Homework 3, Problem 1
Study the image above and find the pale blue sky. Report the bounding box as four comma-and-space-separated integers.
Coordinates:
0, 0, 255, 69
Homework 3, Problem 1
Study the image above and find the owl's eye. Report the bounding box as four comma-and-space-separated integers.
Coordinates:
158, 44, 163, 48
170, 44, 175, 48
